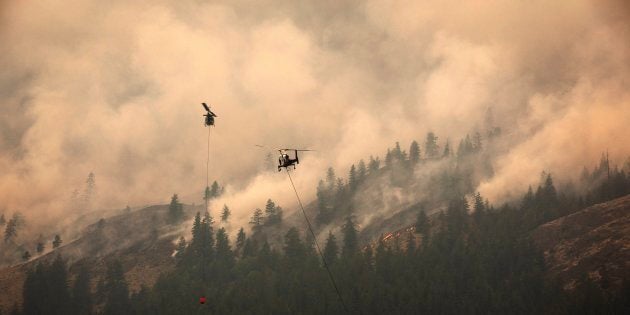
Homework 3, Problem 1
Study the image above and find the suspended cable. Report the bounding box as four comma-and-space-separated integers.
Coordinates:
285, 169, 349, 313
205, 127, 211, 212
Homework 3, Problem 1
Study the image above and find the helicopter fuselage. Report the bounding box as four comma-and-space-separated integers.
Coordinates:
204, 114, 215, 126
278, 151, 300, 171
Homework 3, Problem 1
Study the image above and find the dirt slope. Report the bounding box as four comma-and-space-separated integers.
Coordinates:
0, 203, 200, 311
532, 194, 630, 292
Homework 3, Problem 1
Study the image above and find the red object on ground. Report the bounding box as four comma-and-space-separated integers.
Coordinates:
199, 296, 206, 304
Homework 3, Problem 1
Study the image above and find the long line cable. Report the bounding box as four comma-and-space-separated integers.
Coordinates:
203, 126, 211, 283
206, 127, 211, 198
285, 169, 349, 313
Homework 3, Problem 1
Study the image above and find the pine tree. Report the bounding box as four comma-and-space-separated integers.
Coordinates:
236, 227, 246, 256
385, 148, 392, 168
393, 142, 403, 160
22, 251, 31, 261
168, 194, 184, 224
415, 207, 429, 237
103, 260, 130, 315
83, 172, 96, 210
215, 227, 234, 268
49, 255, 71, 314
221, 204, 231, 223
473, 132, 482, 152
203, 186, 211, 204
326, 167, 336, 192
249, 208, 264, 233
357, 160, 367, 183
425, 132, 439, 159
264, 199, 277, 223
316, 180, 330, 225
37, 241, 45, 254
283, 227, 305, 267
368, 156, 380, 174
335, 178, 346, 205
210, 181, 221, 198
323, 232, 339, 266
202, 212, 215, 260
473, 192, 485, 214
53, 234, 62, 249
23, 263, 46, 314
409, 140, 420, 165
191, 212, 202, 244
72, 266, 93, 315
348, 164, 358, 191
0, 213, 5, 226
3, 217, 17, 243
341, 216, 358, 258
442, 139, 451, 158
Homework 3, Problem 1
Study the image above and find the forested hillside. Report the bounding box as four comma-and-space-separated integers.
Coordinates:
3, 133, 629, 314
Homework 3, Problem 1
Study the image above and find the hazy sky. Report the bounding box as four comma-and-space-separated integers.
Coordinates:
0, 0, 628, 230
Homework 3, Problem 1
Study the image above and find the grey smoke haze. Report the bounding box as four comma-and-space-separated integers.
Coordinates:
0, 0, 628, 234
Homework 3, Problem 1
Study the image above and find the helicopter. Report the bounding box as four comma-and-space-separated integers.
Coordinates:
276, 149, 314, 171
201, 103, 217, 126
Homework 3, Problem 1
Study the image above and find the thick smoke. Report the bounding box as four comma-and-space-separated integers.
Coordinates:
0, 0, 628, 236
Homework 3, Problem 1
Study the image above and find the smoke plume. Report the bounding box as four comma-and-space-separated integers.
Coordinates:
0, 0, 628, 236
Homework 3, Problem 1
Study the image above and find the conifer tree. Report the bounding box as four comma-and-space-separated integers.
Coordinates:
215, 227, 234, 268
249, 208, 264, 233
316, 180, 330, 225
326, 167, 336, 192
473, 132, 483, 152
357, 160, 367, 182
83, 172, 96, 210
473, 192, 485, 214
72, 266, 93, 315
22, 251, 31, 261
348, 164, 358, 191
409, 140, 421, 165
341, 216, 358, 259
168, 194, 184, 224
443, 140, 451, 158
415, 208, 429, 237
323, 232, 339, 266
52, 234, 62, 249
425, 132, 439, 159
103, 260, 130, 315
49, 256, 71, 314
393, 142, 403, 161
368, 156, 380, 173
210, 181, 221, 198
3, 217, 17, 243
0, 213, 5, 226
221, 204, 231, 223
235, 227, 246, 256
385, 148, 392, 168
283, 228, 305, 267
36, 241, 45, 254
335, 178, 346, 205
203, 186, 211, 204
264, 199, 277, 222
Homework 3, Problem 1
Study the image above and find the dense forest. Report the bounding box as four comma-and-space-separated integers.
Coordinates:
5, 132, 630, 314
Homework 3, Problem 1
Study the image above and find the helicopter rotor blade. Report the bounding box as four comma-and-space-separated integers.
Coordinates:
277, 148, 315, 152
202, 103, 210, 112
